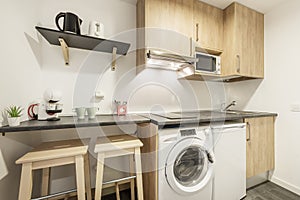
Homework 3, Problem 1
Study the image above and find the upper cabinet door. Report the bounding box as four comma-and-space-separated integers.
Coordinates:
193, 0, 223, 52
236, 3, 264, 78
143, 0, 194, 56
222, 2, 264, 78
146, 0, 193, 38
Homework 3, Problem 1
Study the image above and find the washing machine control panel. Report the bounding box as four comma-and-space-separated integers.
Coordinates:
180, 129, 197, 137
178, 127, 211, 140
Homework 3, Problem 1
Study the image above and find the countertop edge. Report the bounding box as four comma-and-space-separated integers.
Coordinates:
148, 112, 278, 126
0, 114, 151, 133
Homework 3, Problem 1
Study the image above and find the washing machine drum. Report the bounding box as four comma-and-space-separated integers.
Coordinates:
165, 138, 214, 195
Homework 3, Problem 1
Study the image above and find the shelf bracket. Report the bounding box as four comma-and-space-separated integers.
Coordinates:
112, 47, 117, 71
58, 38, 69, 65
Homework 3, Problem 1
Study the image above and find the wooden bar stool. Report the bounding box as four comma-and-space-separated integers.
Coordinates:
15, 139, 92, 200
94, 135, 144, 200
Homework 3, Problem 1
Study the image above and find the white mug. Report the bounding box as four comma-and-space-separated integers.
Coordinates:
74, 107, 86, 120
86, 107, 99, 119
88, 21, 104, 38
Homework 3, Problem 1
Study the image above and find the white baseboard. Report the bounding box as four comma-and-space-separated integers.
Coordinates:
271, 176, 300, 196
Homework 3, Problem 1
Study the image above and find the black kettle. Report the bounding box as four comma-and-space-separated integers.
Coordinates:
55, 12, 82, 35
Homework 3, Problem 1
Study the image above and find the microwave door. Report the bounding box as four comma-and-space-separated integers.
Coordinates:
196, 54, 216, 73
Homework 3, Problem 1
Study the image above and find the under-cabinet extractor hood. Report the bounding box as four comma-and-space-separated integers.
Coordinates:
146, 50, 198, 71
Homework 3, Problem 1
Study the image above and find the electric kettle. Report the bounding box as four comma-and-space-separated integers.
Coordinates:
55, 12, 82, 35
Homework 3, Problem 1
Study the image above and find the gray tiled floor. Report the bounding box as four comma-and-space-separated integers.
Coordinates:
69, 181, 300, 200
245, 181, 300, 200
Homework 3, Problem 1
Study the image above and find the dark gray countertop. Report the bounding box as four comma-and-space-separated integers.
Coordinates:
139, 110, 278, 127
0, 114, 150, 134
0, 110, 277, 134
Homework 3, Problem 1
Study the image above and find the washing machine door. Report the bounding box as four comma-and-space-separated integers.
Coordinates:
165, 137, 214, 195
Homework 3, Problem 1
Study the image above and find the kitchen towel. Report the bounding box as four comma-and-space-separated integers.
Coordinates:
0, 149, 8, 180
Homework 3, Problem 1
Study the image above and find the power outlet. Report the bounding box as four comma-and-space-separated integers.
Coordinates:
95, 91, 104, 99
290, 104, 300, 112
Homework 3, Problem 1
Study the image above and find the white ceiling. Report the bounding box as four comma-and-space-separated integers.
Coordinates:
199, 0, 288, 13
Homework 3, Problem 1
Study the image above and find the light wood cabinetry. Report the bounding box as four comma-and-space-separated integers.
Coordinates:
137, 1, 265, 81
137, 0, 193, 69
222, 2, 264, 78
144, 0, 193, 41
244, 117, 275, 178
193, 0, 223, 52
137, 123, 158, 200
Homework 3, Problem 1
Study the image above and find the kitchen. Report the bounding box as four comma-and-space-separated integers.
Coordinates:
0, 0, 300, 200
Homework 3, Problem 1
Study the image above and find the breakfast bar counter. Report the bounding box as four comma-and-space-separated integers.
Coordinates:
0, 114, 151, 134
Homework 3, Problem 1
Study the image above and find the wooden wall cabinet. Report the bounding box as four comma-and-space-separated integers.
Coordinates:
193, 0, 223, 52
144, 0, 193, 41
222, 2, 264, 79
244, 117, 275, 178
137, 1, 265, 81
137, 0, 194, 72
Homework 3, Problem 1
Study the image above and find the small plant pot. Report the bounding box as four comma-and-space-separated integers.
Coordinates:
7, 117, 21, 127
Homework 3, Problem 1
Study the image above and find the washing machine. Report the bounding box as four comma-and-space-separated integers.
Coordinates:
158, 125, 215, 200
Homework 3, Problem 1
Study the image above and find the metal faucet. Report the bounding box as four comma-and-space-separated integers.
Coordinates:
222, 101, 237, 111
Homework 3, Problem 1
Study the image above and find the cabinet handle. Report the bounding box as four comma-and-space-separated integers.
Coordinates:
190, 37, 194, 56
236, 55, 241, 73
196, 23, 199, 42
246, 122, 251, 142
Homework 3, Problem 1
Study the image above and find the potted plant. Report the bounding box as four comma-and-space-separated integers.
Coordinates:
6, 106, 23, 126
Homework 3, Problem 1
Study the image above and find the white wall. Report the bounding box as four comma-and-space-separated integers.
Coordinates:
0, 1, 42, 199
0, 0, 228, 199
228, 0, 300, 195
0, 0, 228, 121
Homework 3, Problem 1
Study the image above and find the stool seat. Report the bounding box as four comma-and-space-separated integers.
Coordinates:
16, 139, 88, 164
16, 139, 91, 200
94, 135, 144, 200
94, 135, 143, 153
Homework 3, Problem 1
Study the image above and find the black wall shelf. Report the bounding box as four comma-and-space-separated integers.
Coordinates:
36, 26, 131, 68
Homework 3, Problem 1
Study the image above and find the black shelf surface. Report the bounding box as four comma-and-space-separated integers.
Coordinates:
36, 26, 130, 55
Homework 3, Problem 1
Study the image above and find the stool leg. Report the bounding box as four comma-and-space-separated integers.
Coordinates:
134, 147, 144, 200
95, 153, 105, 200
130, 179, 135, 200
75, 155, 86, 200
129, 155, 135, 200
115, 182, 120, 200
18, 163, 33, 200
84, 154, 92, 200
41, 167, 50, 196
129, 154, 135, 175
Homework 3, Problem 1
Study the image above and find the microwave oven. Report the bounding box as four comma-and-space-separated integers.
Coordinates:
195, 52, 221, 74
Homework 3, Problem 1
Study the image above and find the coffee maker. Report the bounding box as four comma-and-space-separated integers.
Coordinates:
28, 89, 63, 121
